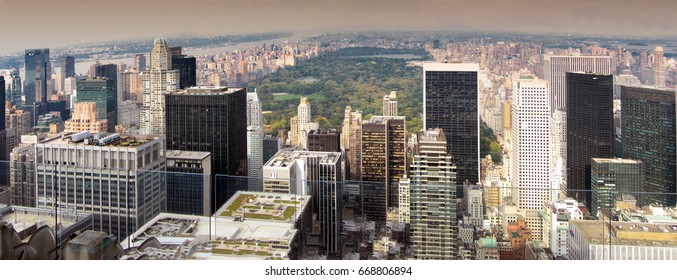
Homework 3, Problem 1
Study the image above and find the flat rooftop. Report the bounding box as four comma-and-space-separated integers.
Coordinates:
572, 220, 677, 247
0, 205, 90, 236
121, 212, 300, 260
167, 86, 245, 95
363, 115, 405, 125
216, 191, 310, 224
264, 150, 341, 168
40, 132, 157, 148
166, 150, 211, 160
591, 158, 642, 164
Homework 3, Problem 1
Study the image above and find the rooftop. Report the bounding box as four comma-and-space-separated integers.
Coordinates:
264, 150, 341, 168
39, 131, 158, 148
166, 150, 211, 160
591, 158, 643, 164
121, 211, 302, 260
571, 220, 677, 247
168, 86, 245, 96
216, 191, 310, 224
0, 205, 91, 236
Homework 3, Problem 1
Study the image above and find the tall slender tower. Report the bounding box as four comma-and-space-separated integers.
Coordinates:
246, 90, 264, 191
409, 128, 458, 259
23, 49, 51, 123
423, 63, 479, 191
653, 46, 665, 87
60, 56, 75, 91
141, 38, 179, 135
511, 77, 550, 241
566, 72, 614, 205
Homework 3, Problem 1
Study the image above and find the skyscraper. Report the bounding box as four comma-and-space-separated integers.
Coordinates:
165, 150, 212, 216
621, 85, 676, 206
307, 129, 341, 152
296, 97, 318, 149
141, 38, 179, 135
35, 132, 166, 240
543, 55, 612, 113
246, 90, 264, 191
165, 86, 247, 209
409, 128, 458, 260
590, 158, 644, 216
360, 116, 406, 224
0, 76, 6, 163
23, 49, 50, 106
261, 150, 343, 257
341, 106, 362, 180
382, 91, 398, 116
511, 77, 551, 240
653, 46, 665, 87
60, 56, 75, 91
423, 63, 479, 190
23, 49, 51, 120
566, 72, 614, 204
76, 78, 117, 132
134, 54, 146, 72
247, 125, 263, 191
64, 102, 108, 133
170, 47, 197, 89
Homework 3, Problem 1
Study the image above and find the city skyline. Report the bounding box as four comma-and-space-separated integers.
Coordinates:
1, 0, 677, 55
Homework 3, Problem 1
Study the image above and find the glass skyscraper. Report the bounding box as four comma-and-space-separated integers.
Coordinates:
76, 78, 118, 132
566, 72, 614, 204
621, 85, 676, 206
423, 63, 479, 194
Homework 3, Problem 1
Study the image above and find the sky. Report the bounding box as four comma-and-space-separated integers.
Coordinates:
1, 0, 676, 54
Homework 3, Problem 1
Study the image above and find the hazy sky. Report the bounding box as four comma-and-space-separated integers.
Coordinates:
1, 0, 676, 54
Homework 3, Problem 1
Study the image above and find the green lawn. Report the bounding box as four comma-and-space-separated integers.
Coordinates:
220, 194, 258, 216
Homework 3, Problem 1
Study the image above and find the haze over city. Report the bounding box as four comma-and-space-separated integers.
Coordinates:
1, 0, 677, 54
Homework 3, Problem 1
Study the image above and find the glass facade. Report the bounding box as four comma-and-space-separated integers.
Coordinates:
565, 72, 614, 204
621, 85, 676, 206
76, 78, 118, 132
424, 69, 479, 192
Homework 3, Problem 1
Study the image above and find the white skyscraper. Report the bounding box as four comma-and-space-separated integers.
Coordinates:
246, 90, 264, 191
140, 38, 179, 135
543, 55, 612, 113
296, 97, 318, 149
550, 110, 567, 199
247, 90, 264, 127
382, 91, 398, 116
511, 77, 551, 241
653, 46, 665, 87
247, 125, 264, 191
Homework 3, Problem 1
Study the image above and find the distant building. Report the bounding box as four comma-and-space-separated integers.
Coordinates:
140, 38, 180, 135
247, 125, 263, 191
464, 184, 483, 228
341, 106, 362, 180
262, 136, 281, 164
170, 47, 197, 89
166, 150, 212, 216
76, 78, 117, 132
23, 49, 51, 109
60, 56, 75, 90
382, 91, 397, 117
543, 55, 612, 113
64, 102, 108, 133
653, 46, 666, 87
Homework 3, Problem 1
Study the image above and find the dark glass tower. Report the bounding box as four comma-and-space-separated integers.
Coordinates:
76, 78, 118, 132
308, 128, 341, 152
0, 76, 6, 163
23, 49, 51, 123
61, 56, 75, 80
621, 85, 676, 206
165, 87, 247, 210
95, 64, 118, 81
566, 72, 614, 203
423, 63, 479, 194
169, 46, 197, 89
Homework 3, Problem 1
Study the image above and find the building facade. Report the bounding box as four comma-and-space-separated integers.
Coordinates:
141, 38, 179, 135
